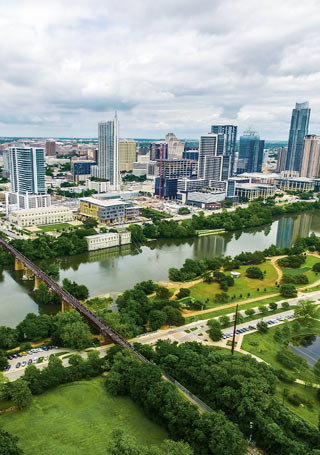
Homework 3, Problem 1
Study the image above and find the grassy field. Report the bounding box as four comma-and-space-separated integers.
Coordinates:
39, 223, 74, 232
0, 377, 167, 455
188, 261, 278, 309
280, 255, 320, 286
184, 295, 285, 323
242, 319, 320, 425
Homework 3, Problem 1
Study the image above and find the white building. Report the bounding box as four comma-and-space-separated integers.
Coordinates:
9, 206, 74, 227
86, 231, 131, 251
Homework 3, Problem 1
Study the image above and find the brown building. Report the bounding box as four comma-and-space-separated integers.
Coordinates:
45, 140, 56, 156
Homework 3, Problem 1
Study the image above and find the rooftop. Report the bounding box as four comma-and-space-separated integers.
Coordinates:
80, 197, 127, 207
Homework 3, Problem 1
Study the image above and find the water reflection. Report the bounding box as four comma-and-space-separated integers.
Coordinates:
1, 210, 320, 326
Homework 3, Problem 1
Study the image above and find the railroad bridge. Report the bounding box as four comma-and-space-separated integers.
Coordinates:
0, 237, 148, 361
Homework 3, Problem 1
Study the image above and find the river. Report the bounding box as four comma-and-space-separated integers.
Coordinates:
2, 210, 320, 327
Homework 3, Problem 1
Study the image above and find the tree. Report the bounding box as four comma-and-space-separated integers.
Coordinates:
202, 271, 213, 283
176, 288, 190, 299
0, 429, 23, 455
62, 278, 89, 300
214, 292, 229, 303
246, 266, 264, 280
294, 300, 318, 322
269, 302, 278, 311
258, 305, 268, 314
9, 379, 32, 409
219, 315, 230, 327
281, 301, 290, 309
163, 306, 184, 326
156, 286, 171, 300
148, 310, 167, 331
0, 326, 18, 350
0, 350, 8, 370
312, 262, 320, 272
83, 217, 98, 229
207, 319, 222, 341
16, 313, 52, 341
245, 308, 255, 317
280, 284, 297, 298
257, 321, 268, 333
52, 310, 92, 349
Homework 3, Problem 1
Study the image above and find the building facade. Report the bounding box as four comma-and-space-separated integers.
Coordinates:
237, 131, 264, 174
276, 147, 288, 173
119, 139, 137, 172
165, 133, 184, 159
9, 147, 46, 195
285, 102, 311, 173
79, 197, 139, 224
274, 177, 315, 192
86, 231, 131, 251
9, 206, 73, 227
45, 140, 56, 157
211, 125, 237, 174
72, 160, 97, 182
300, 135, 320, 178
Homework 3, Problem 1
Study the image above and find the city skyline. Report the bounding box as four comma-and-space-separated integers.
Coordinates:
0, 1, 320, 139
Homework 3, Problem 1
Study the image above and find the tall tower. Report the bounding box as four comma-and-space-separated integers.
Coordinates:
97, 114, 119, 190
9, 147, 45, 195
285, 102, 310, 173
237, 131, 264, 174
211, 125, 237, 174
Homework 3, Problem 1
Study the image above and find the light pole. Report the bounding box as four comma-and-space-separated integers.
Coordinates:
231, 304, 238, 355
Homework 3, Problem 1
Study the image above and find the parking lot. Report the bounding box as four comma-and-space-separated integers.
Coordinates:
5, 346, 67, 374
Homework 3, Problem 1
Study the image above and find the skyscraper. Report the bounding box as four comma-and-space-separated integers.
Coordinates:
95, 115, 119, 190
285, 102, 310, 173
300, 135, 320, 178
198, 133, 218, 180
276, 147, 288, 173
237, 131, 264, 174
9, 147, 45, 194
211, 125, 237, 174
165, 133, 184, 159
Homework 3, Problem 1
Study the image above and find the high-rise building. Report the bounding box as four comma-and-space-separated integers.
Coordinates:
9, 147, 45, 195
150, 142, 168, 160
300, 135, 320, 178
198, 133, 230, 181
285, 102, 311, 173
165, 133, 184, 159
45, 140, 56, 157
119, 139, 137, 172
211, 125, 237, 174
95, 115, 119, 190
276, 147, 288, 173
237, 131, 264, 174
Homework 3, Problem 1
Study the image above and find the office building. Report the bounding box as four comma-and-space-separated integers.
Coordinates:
119, 139, 137, 172
198, 133, 231, 182
300, 135, 320, 178
237, 131, 264, 174
45, 140, 56, 157
9, 147, 45, 195
186, 191, 225, 208
150, 142, 168, 160
183, 150, 199, 161
235, 183, 276, 200
79, 197, 139, 224
94, 115, 119, 190
274, 176, 315, 192
155, 177, 178, 199
276, 147, 288, 173
9, 206, 73, 227
177, 178, 209, 193
211, 125, 237, 174
158, 159, 198, 179
165, 133, 184, 159
285, 102, 311, 173
86, 231, 131, 251
72, 160, 96, 182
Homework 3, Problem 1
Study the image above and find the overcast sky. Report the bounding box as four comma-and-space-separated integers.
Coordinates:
1, 0, 320, 139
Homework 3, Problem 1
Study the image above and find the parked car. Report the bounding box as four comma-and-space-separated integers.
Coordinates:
15, 362, 21, 368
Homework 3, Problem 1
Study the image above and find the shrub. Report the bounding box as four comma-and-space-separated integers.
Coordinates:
246, 266, 264, 280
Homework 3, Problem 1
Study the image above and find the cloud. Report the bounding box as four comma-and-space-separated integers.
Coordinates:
0, 0, 319, 138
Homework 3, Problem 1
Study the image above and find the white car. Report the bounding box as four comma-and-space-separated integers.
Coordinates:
33, 357, 38, 364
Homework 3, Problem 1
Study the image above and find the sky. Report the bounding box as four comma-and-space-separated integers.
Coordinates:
1, 0, 320, 140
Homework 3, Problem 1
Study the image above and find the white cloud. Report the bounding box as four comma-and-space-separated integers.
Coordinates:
0, 0, 319, 139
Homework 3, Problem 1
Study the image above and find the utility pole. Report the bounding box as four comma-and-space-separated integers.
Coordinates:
231, 304, 238, 355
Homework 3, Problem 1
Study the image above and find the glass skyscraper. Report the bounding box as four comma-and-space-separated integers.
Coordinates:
9, 147, 45, 195
211, 125, 237, 174
285, 102, 310, 173
237, 131, 264, 174
96, 115, 119, 190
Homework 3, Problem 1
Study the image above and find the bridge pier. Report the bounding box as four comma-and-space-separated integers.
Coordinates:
15, 258, 25, 271
61, 299, 73, 313
99, 333, 112, 345
33, 276, 43, 291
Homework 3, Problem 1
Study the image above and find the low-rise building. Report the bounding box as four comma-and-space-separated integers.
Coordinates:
86, 231, 131, 251
235, 183, 276, 200
185, 190, 226, 208
9, 206, 73, 227
273, 177, 315, 192
79, 197, 139, 224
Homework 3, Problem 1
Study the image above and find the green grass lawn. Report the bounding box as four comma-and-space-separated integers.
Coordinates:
39, 223, 74, 232
0, 377, 167, 455
280, 255, 320, 286
242, 319, 320, 425
188, 261, 278, 309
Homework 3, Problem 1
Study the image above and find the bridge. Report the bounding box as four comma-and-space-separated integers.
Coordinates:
0, 236, 148, 362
